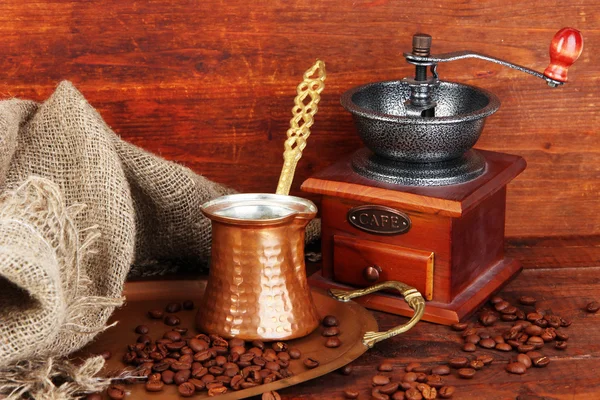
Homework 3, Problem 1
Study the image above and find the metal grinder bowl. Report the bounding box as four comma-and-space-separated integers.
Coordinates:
341, 81, 500, 163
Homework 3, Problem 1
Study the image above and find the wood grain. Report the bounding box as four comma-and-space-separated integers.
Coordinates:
0, 0, 597, 240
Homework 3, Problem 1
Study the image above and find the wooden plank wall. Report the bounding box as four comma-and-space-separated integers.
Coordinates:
0, 0, 597, 240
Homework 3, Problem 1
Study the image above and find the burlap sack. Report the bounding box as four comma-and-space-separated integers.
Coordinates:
0, 82, 320, 399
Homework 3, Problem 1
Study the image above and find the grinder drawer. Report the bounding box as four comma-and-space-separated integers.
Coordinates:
333, 235, 434, 300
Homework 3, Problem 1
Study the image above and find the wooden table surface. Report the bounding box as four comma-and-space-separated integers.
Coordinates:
277, 266, 600, 400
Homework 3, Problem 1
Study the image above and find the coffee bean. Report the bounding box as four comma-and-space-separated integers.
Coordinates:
344, 390, 359, 399
405, 362, 421, 372
145, 379, 164, 392
188, 378, 205, 391
178, 382, 196, 397
439, 386, 456, 399
134, 325, 149, 335
546, 315, 562, 328
165, 302, 181, 313
164, 315, 180, 326
462, 343, 476, 352
555, 341, 568, 350
340, 364, 353, 375
476, 354, 494, 365
262, 391, 282, 400
412, 365, 431, 374
490, 295, 504, 304
86, 394, 102, 400
448, 357, 468, 369
500, 305, 517, 315
163, 330, 181, 341
560, 317, 572, 327
188, 338, 209, 353
325, 337, 341, 348
378, 362, 393, 372
322, 315, 339, 327
526, 351, 543, 360
505, 362, 527, 374
494, 301, 510, 312
517, 354, 532, 368
519, 296, 537, 306
403, 372, 417, 382
586, 301, 600, 313
479, 338, 496, 349
303, 357, 319, 369
469, 360, 484, 370
200, 373, 215, 384
107, 384, 126, 400
527, 312, 543, 322
161, 370, 175, 384
464, 334, 480, 344
556, 331, 569, 341
380, 382, 399, 395
517, 344, 536, 353
479, 312, 498, 326
182, 300, 194, 310
148, 309, 163, 319
524, 325, 543, 336
137, 334, 152, 345
426, 374, 443, 388
174, 369, 191, 384
516, 309, 526, 320
288, 347, 301, 359
321, 326, 340, 337
371, 388, 390, 400
372, 374, 391, 386
540, 330, 555, 342
272, 342, 288, 352
534, 319, 548, 328
501, 314, 518, 322
532, 356, 550, 368
528, 336, 545, 349
451, 322, 468, 331
405, 388, 423, 400
461, 328, 478, 337
479, 331, 491, 339
431, 365, 450, 375
457, 368, 476, 379
392, 391, 406, 400
177, 328, 190, 337
420, 385, 437, 400
517, 333, 529, 343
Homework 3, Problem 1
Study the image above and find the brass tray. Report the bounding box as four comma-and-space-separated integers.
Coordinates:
80, 279, 423, 399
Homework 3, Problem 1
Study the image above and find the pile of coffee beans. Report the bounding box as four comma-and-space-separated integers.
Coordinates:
449, 294, 573, 376
341, 293, 586, 399
87, 303, 345, 399
343, 361, 457, 399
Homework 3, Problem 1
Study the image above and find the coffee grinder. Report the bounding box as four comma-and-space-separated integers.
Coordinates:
302, 28, 583, 324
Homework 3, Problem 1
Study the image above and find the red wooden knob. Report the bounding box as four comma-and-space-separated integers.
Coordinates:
543, 27, 583, 83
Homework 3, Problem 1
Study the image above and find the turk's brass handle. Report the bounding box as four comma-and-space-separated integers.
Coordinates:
329, 281, 425, 348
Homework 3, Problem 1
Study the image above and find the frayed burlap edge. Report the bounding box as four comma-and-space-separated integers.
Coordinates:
0, 178, 124, 399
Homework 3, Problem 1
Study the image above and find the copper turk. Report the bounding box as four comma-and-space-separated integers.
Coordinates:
196, 193, 320, 340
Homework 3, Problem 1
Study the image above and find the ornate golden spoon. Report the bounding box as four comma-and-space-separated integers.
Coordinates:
276, 60, 326, 195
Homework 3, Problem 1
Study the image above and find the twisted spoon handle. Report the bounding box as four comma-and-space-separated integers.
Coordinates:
276, 60, 326, 195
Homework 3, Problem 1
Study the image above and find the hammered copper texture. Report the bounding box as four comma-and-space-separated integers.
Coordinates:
197, 214, 320, 340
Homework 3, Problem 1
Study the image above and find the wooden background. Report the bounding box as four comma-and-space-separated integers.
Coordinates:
0, 0, 597, 242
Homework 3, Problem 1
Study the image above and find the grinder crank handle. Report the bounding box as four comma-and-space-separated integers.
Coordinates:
329, 281, 425, 348
405, 28, 583, 87
543, 27, 584, 83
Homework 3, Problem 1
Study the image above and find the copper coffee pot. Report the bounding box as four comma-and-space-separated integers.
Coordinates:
196, 60, 426, 342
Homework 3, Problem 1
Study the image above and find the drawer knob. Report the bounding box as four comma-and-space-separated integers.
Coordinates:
363, 265, 382, 282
